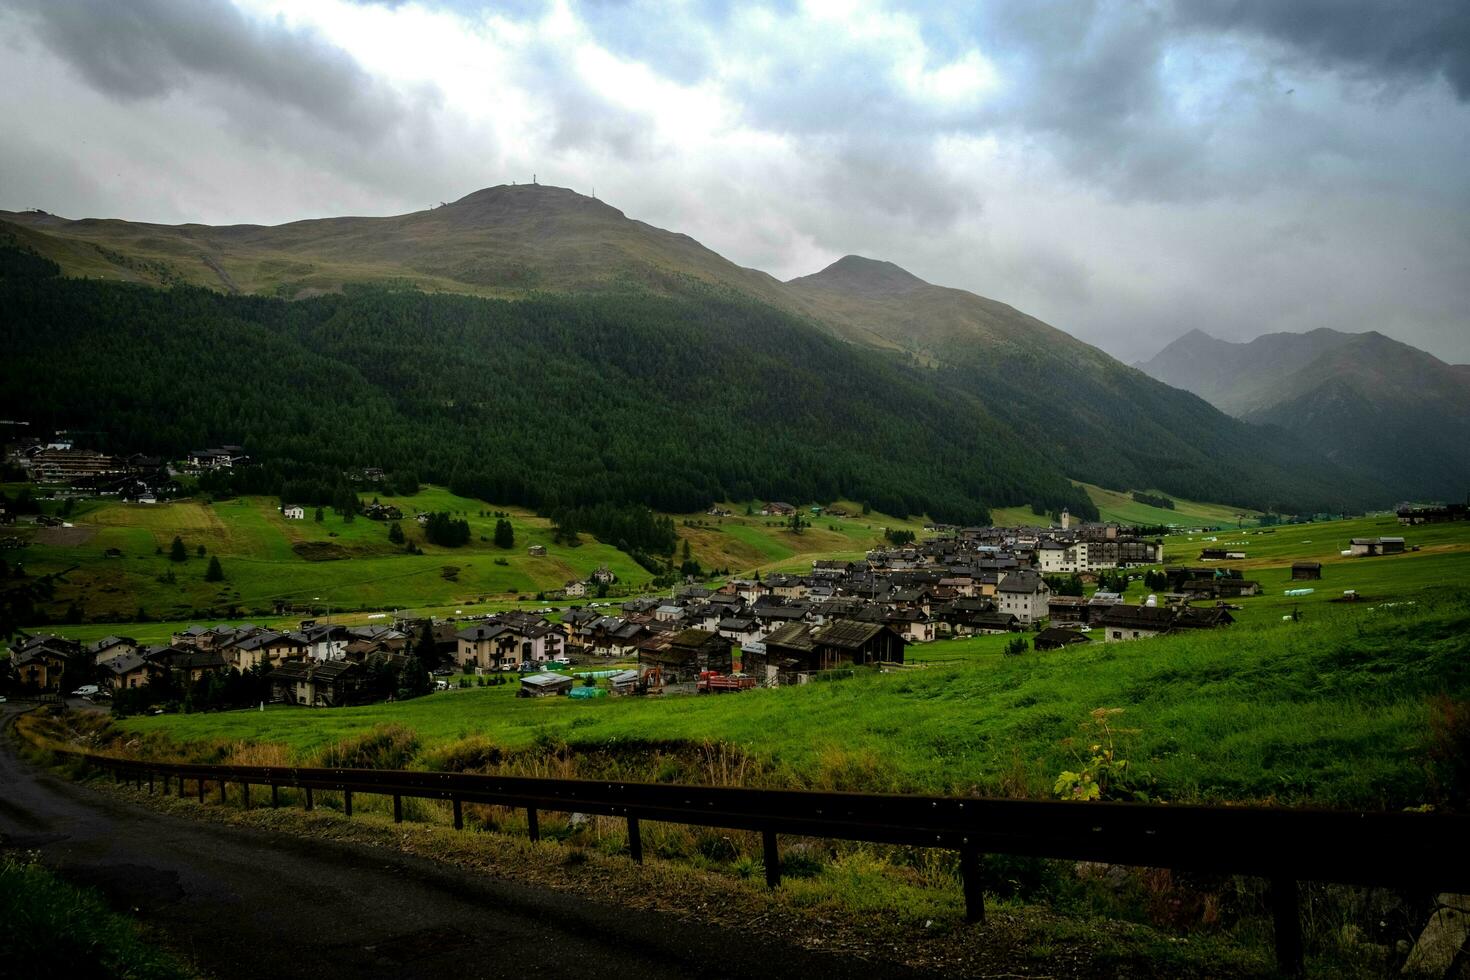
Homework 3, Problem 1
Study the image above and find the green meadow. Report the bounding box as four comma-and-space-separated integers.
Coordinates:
12, 487, 647, 623
113, 589, 1470, 809
8, 490, 931, 628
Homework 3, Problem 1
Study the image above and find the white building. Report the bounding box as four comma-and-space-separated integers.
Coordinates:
282, 504, 306, 520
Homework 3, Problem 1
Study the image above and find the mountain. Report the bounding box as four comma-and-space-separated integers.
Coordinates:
0, 187, 1391, 515
787, 256, 1385, 512
1138, 329, 1470, 501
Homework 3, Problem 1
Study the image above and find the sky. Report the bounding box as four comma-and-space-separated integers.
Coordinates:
1, 0, 1467, 364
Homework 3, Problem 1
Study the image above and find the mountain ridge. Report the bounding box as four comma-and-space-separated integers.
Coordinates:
1137, 328, 1470, 501
0, 186, 1392, 513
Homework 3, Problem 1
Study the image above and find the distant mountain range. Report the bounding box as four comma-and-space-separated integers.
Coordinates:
0, 185, 1393, 516
1137, 328, 1470, 502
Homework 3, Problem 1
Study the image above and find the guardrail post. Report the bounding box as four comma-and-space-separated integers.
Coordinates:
452, 797, 463, 830
1271, 877, 1304, 976
218, 779, 226, 804
161, 772, 169, 796
627, 815, 642, 864
344, 790, 353, 817
112, 767, 120, 785
271, 784, 279, 808
242, 782, 250, 809
763, 829, 780, 888
527, 807, 540, 843
393, 794, 403, 823
197, 778, 205, 803
147, 772, 153, 794
305, 787, 314, 811
960, 845, 985, 924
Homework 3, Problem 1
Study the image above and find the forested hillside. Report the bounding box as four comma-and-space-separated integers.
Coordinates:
0, 265, 1094, 524
1, 183, 1397, 516
788, 257, 1388, 513
1138, 328, 1470, 502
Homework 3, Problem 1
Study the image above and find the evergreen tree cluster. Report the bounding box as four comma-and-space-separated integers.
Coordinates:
423, 512, 470, 547
492, 518, 514, 548
1131, 491, 1176, 510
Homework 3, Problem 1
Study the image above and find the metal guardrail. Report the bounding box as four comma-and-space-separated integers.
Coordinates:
65, 749, 1470, 975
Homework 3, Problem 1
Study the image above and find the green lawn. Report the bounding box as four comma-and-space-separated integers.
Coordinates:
12, 487, 648, 622
115, 589, 1470, 809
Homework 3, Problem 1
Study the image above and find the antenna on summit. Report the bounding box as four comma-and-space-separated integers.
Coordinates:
533, 173, 537, 185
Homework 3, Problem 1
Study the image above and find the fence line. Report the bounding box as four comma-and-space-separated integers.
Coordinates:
65, 749, 1470, 976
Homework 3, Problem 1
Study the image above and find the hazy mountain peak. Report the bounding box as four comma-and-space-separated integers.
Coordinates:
788, 254, 928, 298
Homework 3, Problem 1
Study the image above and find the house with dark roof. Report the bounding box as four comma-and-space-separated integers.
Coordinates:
10, 634, 81, 691
996, 571, 1051, 625
456, 623, 520, 671
102, 652, 159, 691
745, 619, 906, 684
1034, 627, 1091, 651
270, 660, 364, 707
637, 627, 734, 681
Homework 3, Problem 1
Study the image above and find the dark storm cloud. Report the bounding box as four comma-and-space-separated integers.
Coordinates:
1178, 0, 1470, 100
6, 0, 413, 139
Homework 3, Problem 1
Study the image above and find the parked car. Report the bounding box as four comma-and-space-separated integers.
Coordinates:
549, 656, 572, 667
71, 684, 100, 698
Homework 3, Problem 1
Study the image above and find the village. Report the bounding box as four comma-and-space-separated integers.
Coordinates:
8, 501, 1268, 708
5, 429, 1461, 712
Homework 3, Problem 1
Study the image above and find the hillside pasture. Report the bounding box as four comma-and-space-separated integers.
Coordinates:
113, 591, 1470, 810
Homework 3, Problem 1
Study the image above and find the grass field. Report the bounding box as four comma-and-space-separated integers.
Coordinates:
8, 490, 931, 628
988, 483, 1262, 529
1160, 514, 1470, 625
1078, 483, 1263, 528
675, 500, 928, 576
11, 487, 652, 623
111, 586, 1470, 809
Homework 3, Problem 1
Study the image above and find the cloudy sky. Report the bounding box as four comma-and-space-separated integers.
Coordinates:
1, 0, 1466, 363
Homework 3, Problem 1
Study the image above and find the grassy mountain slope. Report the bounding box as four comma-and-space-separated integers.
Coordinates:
786, 256, 1386, 513
0, 273, 1092, 523
1138, 328, 1470, 501
1, 188, 1391, 512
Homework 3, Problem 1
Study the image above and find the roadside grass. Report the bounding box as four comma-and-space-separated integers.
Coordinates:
109, 591, 1470, 809
0, 853, 194, 979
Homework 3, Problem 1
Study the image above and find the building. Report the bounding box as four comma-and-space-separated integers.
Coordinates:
102, 652, 157, 691
637, 628, 734, 682
518, 672, 575, 697
10, 635, 80, 691
527, 544, 547, 557
282, 504, 306, 520
1291, 562, 1322, 581
456, 623, 522, 672
1034, 627, 1091, 651
1097, 605, 1176, 642
995, 572, 1051, 625
746, 619, 906, 684
1349, 537, 1406, 557
270, 660, 364, 707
